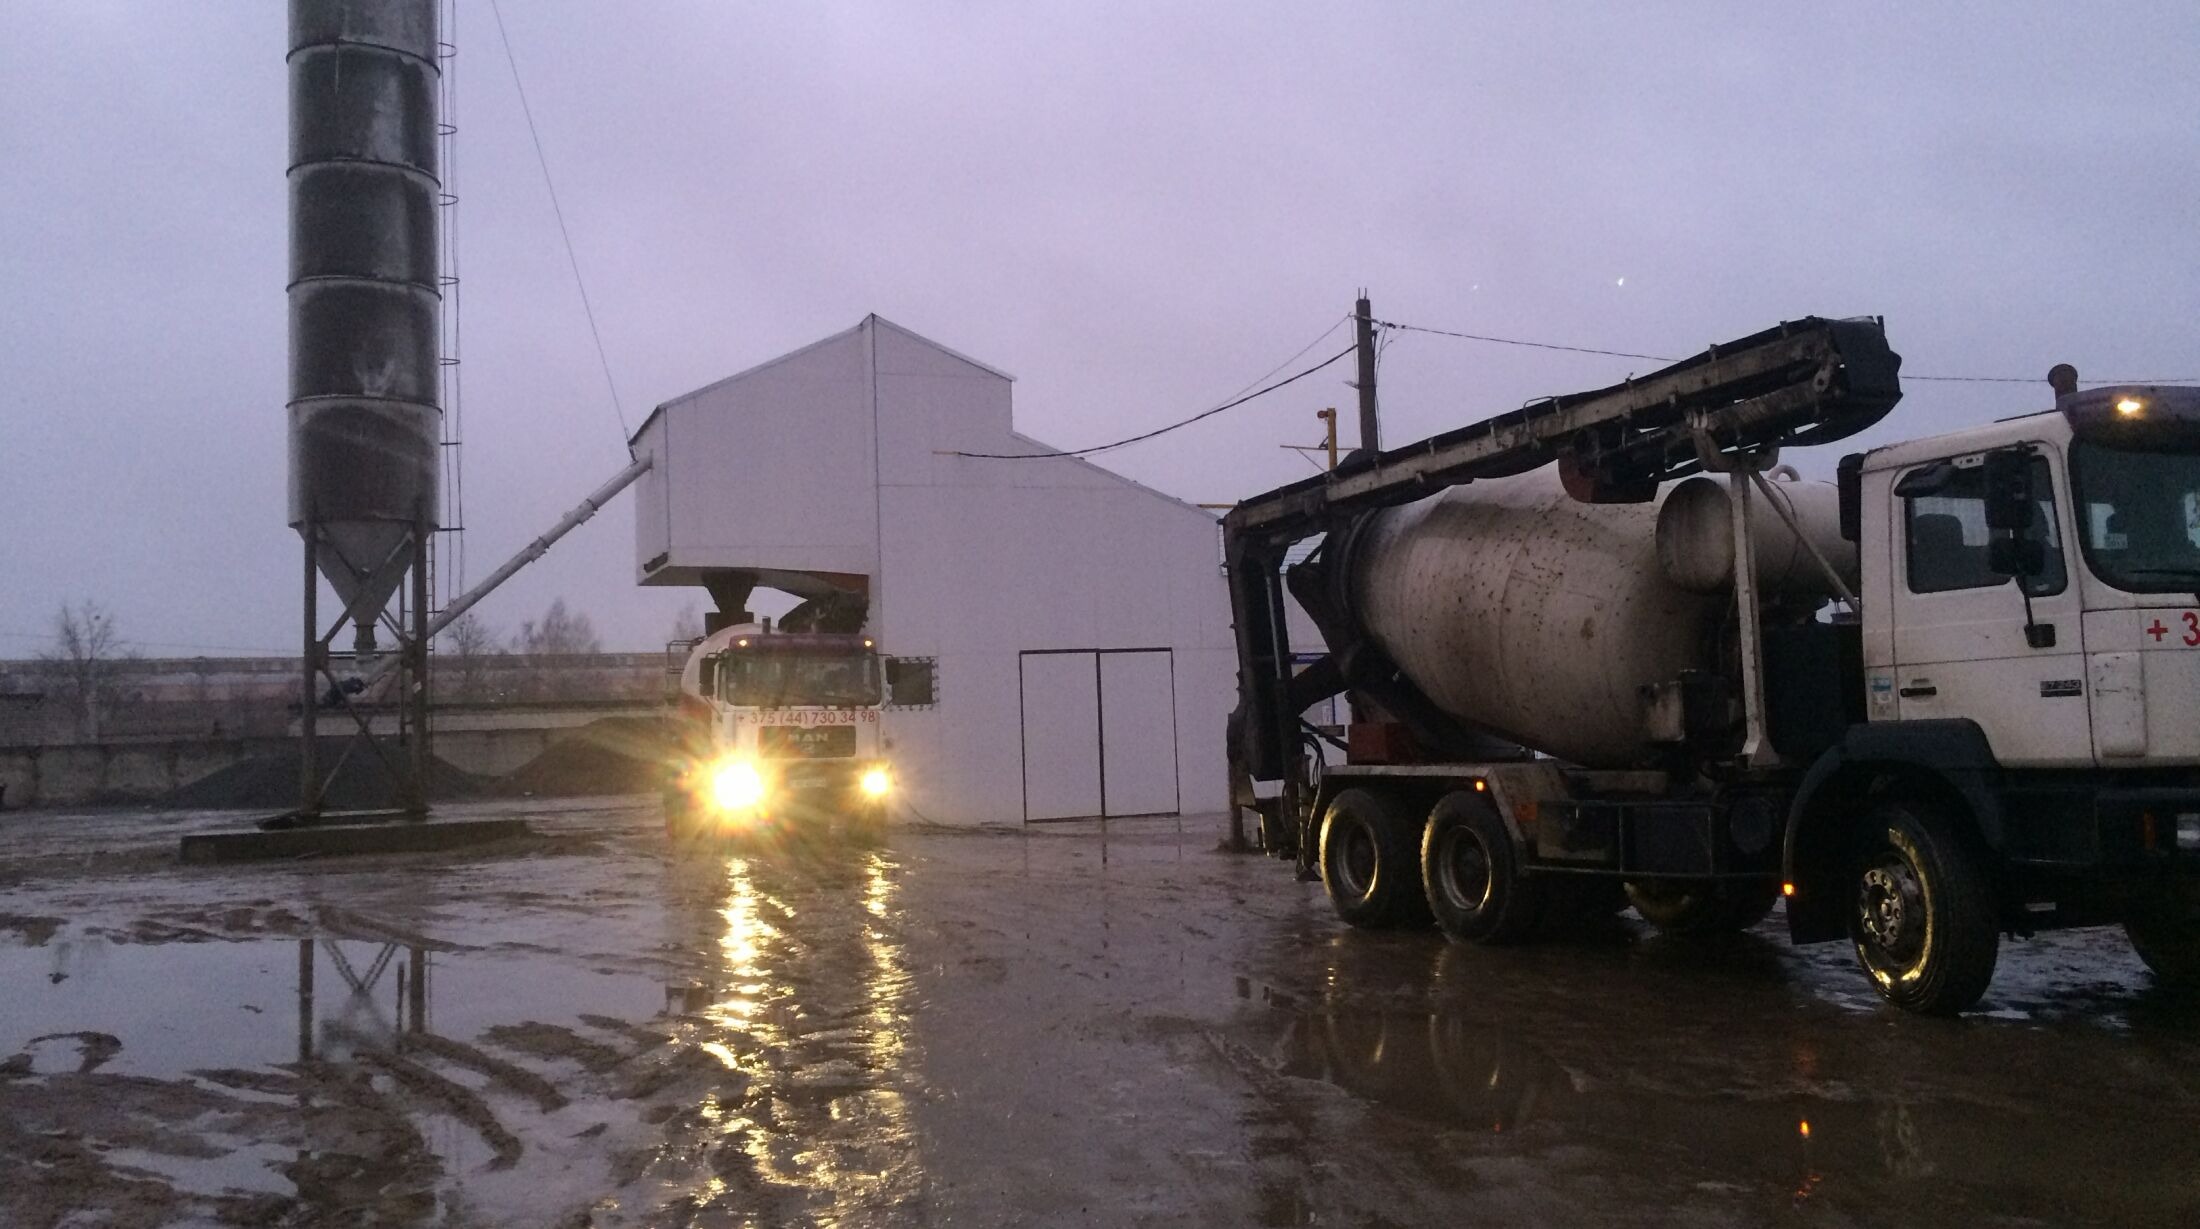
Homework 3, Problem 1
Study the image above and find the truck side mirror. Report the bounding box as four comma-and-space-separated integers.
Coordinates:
1982, 448, 2034, 532
1988, 536, 2046, 578
1836, 453, 1863, 543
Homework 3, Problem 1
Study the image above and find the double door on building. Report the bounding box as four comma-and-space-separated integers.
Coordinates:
1018, 648, 1180, 821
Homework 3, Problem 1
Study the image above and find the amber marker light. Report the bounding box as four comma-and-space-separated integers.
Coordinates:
1799, 1121, 1812, 1140
1783, 882, 1797, 897
1473, 779, 1488, 792
2116, 397, 2145, 416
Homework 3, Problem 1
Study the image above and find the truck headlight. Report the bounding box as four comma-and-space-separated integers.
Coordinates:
859, 766, 892, 798
709, 761, 766, 812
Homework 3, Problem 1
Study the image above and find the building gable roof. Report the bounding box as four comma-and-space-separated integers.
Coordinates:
630, 315, 1014, 444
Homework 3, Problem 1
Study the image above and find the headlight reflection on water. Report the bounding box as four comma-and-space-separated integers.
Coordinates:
671, 850, 917, 1211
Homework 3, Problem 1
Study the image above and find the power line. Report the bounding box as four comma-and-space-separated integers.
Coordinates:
1375, 317, 2198, 385
948, 345, 1358, 460
1375, 319, 1673, 363
1902, 373, 2200, 385
1216, 314, 1352, 402
487, 0, 631, 443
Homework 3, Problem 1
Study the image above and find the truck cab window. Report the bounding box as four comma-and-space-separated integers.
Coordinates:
1903, 456, 2066, 596
2070, 441, 2200, 594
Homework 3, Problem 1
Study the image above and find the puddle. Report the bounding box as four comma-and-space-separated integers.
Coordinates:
0, 851, 923, 1226
1241, 977, 2200, 1225
0, 930, 674, 1222
0, 933, 665, 1078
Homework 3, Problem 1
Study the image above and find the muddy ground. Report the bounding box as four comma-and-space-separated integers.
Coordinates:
3, 799, 2198, 1228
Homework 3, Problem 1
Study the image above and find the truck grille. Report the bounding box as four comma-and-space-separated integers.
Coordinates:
759, 726, 857, 759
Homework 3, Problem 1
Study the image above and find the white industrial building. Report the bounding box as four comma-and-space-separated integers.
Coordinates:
630, 315, 1236, 825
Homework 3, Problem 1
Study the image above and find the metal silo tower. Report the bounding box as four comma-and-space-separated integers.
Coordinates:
288, 0, 441, 819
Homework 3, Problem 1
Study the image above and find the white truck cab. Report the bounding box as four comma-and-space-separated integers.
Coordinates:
665, 623, 894, 842
1856, 388, 2200, 770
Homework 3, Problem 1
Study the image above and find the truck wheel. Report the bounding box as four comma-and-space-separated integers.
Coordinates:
1624, 882, 1725, 934
1319, 788, 1428, 928
1541, 878, 1629, 936
1723, 881, 1783, 931
1421, 791, 1542, 944
2124, 899, 2200, 988
1849, 801, 1999, 1015
1628, 879, 1777, 936
1625, 880, 1781, 935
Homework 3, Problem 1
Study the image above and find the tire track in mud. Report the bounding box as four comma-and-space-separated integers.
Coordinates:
348, 1044, 526, 1171
399, 1031, 568, 1112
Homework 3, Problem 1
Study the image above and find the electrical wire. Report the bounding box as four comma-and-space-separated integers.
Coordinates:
1902, 373, 2200, 385
1218, 314, 1353, 403
487, 0, 632, 442
1375, 319, 1673, 363
947, 345, 1357, 460
1374, 317, 2198, 385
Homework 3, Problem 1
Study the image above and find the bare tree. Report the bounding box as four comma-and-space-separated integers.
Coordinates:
38, 600, 131, 741
439, 611, 501, 702
516, 598, 601, 699
668, 603, 704, 645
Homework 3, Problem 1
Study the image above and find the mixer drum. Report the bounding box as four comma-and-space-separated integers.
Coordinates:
1346, 469, 1725, 768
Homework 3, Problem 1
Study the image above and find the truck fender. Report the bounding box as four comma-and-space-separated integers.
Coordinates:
1780, 720, 2004, 943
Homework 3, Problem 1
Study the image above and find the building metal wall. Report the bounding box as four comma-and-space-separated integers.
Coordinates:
632, 326, 882, 586
633, 317, 1234, 824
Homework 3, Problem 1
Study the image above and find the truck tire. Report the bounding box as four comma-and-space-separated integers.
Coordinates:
1541, 877, 1629, 936
1848, 800, 1999, 1015
1723, 881, 1783, 930
1319, 788, 1428, 928
1625, 880, 1781, 936
2124, 899, 2200, 989
1421, 791, 1542, 944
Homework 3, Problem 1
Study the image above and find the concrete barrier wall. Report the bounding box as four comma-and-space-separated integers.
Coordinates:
0, 738, 275, 810
0, 720, 612, 810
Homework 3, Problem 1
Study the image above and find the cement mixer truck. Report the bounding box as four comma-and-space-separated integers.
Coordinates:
1224, 316, 2200, 1014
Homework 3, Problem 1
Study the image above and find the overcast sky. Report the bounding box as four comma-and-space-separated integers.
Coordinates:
3, 1, 2194, 656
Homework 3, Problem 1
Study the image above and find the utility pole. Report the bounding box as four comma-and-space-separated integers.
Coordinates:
1353, 293, 1380, 454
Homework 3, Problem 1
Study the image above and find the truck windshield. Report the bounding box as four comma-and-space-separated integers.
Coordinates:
2070, 441, 2200, 593
720, 653, 883, 706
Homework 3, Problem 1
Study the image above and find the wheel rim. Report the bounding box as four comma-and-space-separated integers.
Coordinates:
1856, 849, 1931, 976
1437, 826, 1493, 914
1334, 819, 1378, 900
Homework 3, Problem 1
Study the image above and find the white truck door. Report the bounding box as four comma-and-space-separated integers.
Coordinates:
1889, 450, 2094, 766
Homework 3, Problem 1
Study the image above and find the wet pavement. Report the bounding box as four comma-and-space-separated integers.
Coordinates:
3, 798, 2199, 1227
